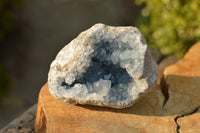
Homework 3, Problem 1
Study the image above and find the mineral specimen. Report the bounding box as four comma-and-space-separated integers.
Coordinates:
48, 23, 157, 109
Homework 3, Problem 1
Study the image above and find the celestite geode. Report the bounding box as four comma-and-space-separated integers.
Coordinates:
48, 23, 158, 109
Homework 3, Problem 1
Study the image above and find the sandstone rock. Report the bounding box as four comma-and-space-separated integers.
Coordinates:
35, 84, 177, 133
157, 56, 179, 84
163, 42, 200, 115
34, 51, 185, 132
48, 23, 157, 109
35, 42, 200, 132
177, 108, 200, 133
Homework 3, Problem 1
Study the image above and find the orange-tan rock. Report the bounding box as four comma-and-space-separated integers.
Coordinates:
33, 54, 181, 133
35, 42, 200, 133
177, 108, 200, 133
35, 84, 177, 133
163, 42, 200, 115
157, 56, 179, 84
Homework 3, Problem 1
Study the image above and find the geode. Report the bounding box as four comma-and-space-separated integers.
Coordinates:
48, 23, 158, 109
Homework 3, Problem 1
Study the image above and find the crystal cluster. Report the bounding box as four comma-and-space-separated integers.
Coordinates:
48, 23, 157, 109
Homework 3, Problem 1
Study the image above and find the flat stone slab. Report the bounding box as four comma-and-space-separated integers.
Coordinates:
48, 23, 157, 109
35, 83, 177, 133
163, 42, 200, 115
35, 42, 200, 132
162, 42, 200, 132
177, 108, 200, 133
157, 56, 179, 84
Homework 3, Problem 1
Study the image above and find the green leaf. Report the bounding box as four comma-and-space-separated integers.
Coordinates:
135, 0, 200, 57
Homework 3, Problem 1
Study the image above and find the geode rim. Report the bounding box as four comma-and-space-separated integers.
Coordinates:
48, 23, 158, 109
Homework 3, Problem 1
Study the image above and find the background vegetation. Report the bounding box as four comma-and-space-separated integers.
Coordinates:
0, 66, 12, 101
135, 0, 200, 57
0, 0, 24, 41
0, 0, 24, 101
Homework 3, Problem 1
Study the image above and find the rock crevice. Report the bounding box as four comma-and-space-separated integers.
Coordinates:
174, 107, 200, 133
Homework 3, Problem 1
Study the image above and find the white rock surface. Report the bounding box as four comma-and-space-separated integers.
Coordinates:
48, 23, 157, 108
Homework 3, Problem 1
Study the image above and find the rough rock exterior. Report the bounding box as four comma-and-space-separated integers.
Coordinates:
163, 42, 200, 115
157, 56, 179, 84
35, 42, 200, 132
35, 84, 177, 133
48, 23, 157, 108
177, 108, 200, 133
161, 42, 200, 132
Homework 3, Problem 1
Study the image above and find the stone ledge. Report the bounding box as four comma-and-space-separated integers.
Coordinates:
0, 104, 37, 133
0, 49, 165, 133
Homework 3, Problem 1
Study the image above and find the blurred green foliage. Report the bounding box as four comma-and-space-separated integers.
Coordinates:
0, 65, 12, 100
135, 0, 200, 57
0, 0, 24, 41
0, 0, 24, 100
0, 65, 23, 106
